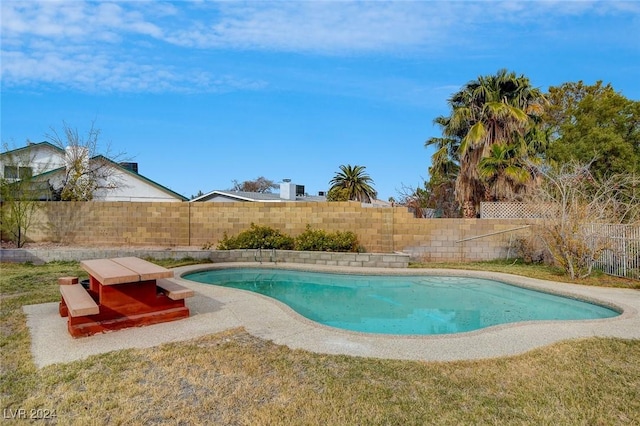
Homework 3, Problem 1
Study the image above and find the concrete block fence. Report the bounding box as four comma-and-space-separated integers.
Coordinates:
0, 247, 212, 264
209, 250, 410, 268
0, 247, 410, 268
1, 201, 535, 263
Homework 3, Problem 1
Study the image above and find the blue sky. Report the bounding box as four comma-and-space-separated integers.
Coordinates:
2, 1, 639, 200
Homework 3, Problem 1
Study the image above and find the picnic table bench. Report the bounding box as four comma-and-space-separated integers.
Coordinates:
59, 257, 193, 338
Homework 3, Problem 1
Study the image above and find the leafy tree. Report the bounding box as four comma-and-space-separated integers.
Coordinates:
426, 69, 547, 217
231, 176, 277, 193
0, 182, 41, 247
544, 81, 640, 179
326, 186, 350, 201
328, 164, 377, 203
0, 143, 50, 247
46, 121, 127, 201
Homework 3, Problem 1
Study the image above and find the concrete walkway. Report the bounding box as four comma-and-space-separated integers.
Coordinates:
25, 263, 640, 368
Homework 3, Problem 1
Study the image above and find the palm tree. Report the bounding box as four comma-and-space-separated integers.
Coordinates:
478, 143, 532, 201
428, 69, 547, 217
424, 140, 460, 217
329, 164, 377, 203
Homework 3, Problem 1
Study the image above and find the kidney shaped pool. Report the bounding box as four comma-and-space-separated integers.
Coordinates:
183, 268, 619, 335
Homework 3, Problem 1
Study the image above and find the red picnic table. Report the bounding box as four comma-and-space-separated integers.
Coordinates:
59, 257, 193, 338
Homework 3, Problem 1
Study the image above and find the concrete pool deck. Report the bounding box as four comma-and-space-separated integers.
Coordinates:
25, 263, 640, 368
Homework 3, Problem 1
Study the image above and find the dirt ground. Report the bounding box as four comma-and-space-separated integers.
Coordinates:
0, 240, 200, 251
1, 240, 72, 249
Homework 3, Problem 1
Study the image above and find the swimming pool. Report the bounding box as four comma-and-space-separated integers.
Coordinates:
183, 268, 619, 335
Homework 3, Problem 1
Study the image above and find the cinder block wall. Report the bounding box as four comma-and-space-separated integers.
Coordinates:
9, 201, 534, 261
393, 216, 532, 262
189, 201, 395, 253
26, 202, 190, 246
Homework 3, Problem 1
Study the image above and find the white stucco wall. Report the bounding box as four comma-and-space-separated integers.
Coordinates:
1, 144, 66, 177
93, 170, 183, 202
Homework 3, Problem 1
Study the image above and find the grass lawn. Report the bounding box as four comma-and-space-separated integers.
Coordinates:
409, 259, 640, 289
1, 259, 639, 425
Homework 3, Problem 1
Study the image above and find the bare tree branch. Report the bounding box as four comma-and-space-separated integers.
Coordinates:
526, 160, 640, 279
45, 120, 129, 200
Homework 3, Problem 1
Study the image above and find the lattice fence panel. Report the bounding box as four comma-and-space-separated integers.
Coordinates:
480, 202, 556, 219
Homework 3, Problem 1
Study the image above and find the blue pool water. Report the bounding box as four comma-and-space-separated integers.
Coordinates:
184, 268, 619, 335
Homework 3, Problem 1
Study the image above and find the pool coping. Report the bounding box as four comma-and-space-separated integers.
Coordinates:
24, 262, 640, 368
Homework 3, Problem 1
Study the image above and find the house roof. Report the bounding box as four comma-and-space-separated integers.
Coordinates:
35, 155, 188, 201
0, 141, 64, 157
190, 190, 327, 203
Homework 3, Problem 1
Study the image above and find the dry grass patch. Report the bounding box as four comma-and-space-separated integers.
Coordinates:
10, 329, 640, 425
410, 259, 640, 289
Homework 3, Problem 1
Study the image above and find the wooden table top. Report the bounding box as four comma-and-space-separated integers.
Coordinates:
81, 257, 173, 285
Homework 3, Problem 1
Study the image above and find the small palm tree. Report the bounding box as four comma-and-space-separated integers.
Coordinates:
478, 143, 532, 201
329, 164, 377, 203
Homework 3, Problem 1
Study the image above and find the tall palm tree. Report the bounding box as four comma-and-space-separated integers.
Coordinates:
329, 164, 377, 203
428, 69, 547, 217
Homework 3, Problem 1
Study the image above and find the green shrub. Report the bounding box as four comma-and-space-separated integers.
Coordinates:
294, 225, 360, 252
217, 224, 360, 252
217, 223, 294, 250
327, 230, 360, 252
294, 226, 329, 251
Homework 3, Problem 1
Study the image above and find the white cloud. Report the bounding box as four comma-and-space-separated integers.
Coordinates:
1, 0, 638, 94
1, 0, 164, 41
0, 0, 264, 93
164, 2, 452, 53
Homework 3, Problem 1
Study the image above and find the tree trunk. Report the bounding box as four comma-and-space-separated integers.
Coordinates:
461, 200, 476, 218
